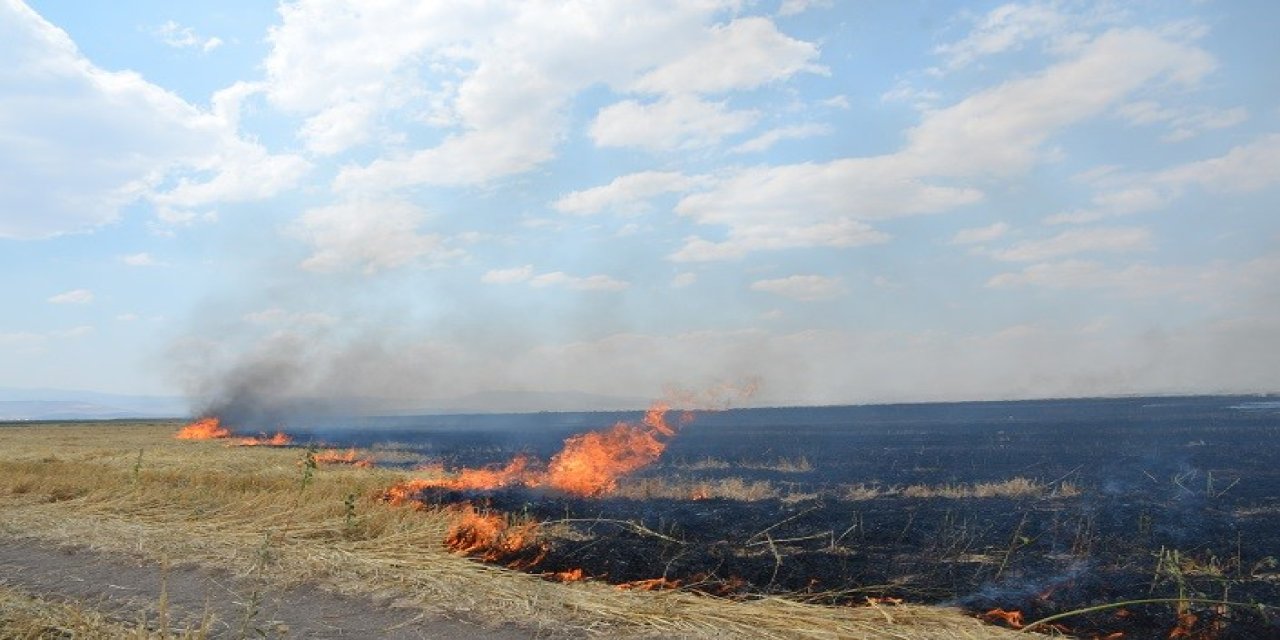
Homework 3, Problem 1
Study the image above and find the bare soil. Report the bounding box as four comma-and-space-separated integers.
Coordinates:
0, 537, 537, 639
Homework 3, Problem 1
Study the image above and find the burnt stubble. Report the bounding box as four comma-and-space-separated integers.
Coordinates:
310, 396, 1280, 639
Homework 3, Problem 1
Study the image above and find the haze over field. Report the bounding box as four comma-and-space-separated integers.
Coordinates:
1, 1, 1278, 413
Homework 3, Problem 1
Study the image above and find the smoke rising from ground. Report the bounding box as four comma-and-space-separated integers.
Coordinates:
166, 281, 1280, 424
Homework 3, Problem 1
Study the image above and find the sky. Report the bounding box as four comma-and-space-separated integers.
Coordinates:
1, 0, 1278, 410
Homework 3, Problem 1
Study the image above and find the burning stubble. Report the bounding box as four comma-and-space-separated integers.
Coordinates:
381, 403, 678, 499
172, 416, 292, 447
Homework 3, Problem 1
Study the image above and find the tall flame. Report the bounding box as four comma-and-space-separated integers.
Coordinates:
174, 417, 231, 440
545, 419, 668, 496
383, 401, 685, 500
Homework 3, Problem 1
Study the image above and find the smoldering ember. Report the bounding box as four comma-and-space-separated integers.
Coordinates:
155, 394, 1280, 639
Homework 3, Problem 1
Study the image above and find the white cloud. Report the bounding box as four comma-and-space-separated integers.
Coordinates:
116, 313, 139, 322
670, 26, 1215, 260
590, 95, 758, 151
1117, 101, 1247, 142
750, 275, 844, 301
554, 171, 707, 216
777, 0, 833, 17
120, 252, 162, 267
269, 1, 752, 188
671, 272, 697, 288
630, 17, 823, 94
481, 265, 534, 284
482, 266, 629, 291
530, 272, 630, 292
1154, 133, 1280, 193
880, 81, 941, 111
1048, 133, 1280, 224
731, 123, 830, 154
297, 100, 378, 156
289, 200, 459, 274
0, 3, 309, 238
986, 260, 1168, 291
149, 141, 312, 220
987, 227, 1151, 262
905, 28, 1215, 177
949, 222, 1009, 245
152, 20, 223, 52
670, 218, 892, 262
670, 158, 977, 260
0, 4, 212, 237
48, 289, 93, 304
819, 95, 850, 109
934, 3, 1072, 71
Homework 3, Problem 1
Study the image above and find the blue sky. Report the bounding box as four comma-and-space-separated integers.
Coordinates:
2, 0, 1278, 408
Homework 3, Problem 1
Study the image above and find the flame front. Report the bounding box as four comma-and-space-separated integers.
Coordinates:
174, 418, 290, 447
231, 432, 293, 447
617, 577, 681, 591
443, 503, 546, 567
383, 401, 685, 500
982, 608, 1024, 629
446, 454, 533, 491
546, 420, 667, 496
547, 568, 586, 582
314, 448, 374, 467
174, 417, 231, 440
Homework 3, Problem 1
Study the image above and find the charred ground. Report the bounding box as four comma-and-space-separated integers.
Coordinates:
289, 396, 1280, 639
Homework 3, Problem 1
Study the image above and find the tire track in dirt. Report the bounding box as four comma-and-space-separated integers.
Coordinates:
0, 537, 538, 639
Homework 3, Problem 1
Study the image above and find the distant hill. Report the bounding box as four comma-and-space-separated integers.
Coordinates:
0, 387, 649, 420
0, 387, 187, 420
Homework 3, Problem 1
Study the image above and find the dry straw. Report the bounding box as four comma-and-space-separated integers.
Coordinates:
0, 422, 1025, 639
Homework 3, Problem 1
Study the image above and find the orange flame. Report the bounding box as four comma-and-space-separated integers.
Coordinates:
616, 577, 681, 591
982, 608, 1024, 629
1168, 611, 1198, 638
546, 420, 669, 496
230, 432, 292, 447
382, 478, 438, 507
174, 417, 231, 440
314, 448, 374, 468
382, 401, 689, 502
442, 503, 545, 566
547, 568, 586, 583
447, 455, 533, 491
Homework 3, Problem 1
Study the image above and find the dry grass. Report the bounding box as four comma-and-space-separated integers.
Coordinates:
614, 476, 782, 501
843, 477, 1080, 501
673, 457, 814, 473
0, 421, 1027, 639
740, 457, 816, 473
0, 584, 209, 639
618, 475, 1076, 504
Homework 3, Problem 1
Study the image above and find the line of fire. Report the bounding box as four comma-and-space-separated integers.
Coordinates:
173, 394, 1280, 639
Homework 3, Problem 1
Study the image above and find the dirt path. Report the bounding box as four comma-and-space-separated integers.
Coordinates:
0, 538, 540, 639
